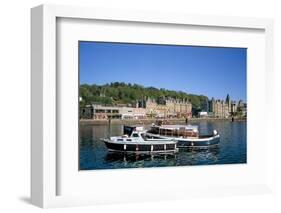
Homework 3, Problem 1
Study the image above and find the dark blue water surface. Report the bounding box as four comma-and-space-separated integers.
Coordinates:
79, 120, 247, 170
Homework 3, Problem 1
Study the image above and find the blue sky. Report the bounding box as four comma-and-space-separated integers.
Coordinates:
79, 41, 247, 102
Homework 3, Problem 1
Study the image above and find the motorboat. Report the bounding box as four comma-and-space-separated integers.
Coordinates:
147, 124, 220, 148
101, 126, 178, 153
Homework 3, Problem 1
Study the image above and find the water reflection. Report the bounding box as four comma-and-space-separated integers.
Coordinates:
105, 152, 178, 167
79, 120, 246, 170
104, 147, 219, 167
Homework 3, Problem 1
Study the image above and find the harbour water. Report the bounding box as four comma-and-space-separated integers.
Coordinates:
79, 120, 247, 170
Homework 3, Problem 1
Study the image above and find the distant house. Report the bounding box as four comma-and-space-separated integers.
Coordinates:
198, 111, 208, 117
208, 95, 246, 118
208, 95, 231, 118
80, 105, 94, 119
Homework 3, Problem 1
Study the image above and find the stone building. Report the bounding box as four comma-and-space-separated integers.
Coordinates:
208, 94, 247, 118
80, 97, 192, 120
237, 100, 247, 117
230, 101, 237, 114
145, 98, 158, 115
166, 98, 192, 118
209, 94, 233, 118
80, 93, 247, 120
209, 99, 229, 118
145, 97, 192, 118
206, 95, 247, 118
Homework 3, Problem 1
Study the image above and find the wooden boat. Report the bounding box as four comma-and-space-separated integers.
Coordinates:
101, 126, 178, 153
147, 124, 220, 148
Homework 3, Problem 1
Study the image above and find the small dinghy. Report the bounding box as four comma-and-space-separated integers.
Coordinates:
101, 126, 178, 153
147, 124, 220, 148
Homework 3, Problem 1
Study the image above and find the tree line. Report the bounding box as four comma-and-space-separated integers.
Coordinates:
80, 82, 208, 109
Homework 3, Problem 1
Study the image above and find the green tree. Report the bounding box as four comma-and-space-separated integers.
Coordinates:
80, 82, 209, 107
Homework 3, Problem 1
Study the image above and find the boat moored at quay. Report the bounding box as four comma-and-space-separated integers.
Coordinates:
147, 124, 220, 148
101, 126, 178, 153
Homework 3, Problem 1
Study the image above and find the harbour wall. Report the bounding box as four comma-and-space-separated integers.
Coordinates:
80, 117, 246, 125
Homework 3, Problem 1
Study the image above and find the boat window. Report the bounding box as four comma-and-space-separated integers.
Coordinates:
117, 139, 123, 141
141, 134, 147, 140
132, 133, 139, 138
126, 139, 132, 141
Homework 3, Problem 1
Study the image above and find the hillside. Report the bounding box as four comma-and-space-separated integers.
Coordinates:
79, 82, 208, 109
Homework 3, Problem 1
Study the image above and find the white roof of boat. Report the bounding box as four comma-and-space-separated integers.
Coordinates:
134, 126, 145, 131
158, 125, 198, 130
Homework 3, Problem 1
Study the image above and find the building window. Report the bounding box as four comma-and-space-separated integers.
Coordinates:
95, 109, 105, 113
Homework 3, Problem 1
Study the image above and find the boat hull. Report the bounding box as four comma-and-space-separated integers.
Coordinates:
146, 133, 220, 148
103, 140, 178, 153
177, 135, 220, 148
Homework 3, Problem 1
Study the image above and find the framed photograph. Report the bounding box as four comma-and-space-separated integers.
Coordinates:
31, 4, 274, 208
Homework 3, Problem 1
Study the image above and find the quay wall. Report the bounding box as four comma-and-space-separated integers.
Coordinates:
80, 117, 246, 125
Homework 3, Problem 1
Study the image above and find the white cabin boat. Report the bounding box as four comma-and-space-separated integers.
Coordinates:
101, 126, 178, 153
147, 124, 220, 148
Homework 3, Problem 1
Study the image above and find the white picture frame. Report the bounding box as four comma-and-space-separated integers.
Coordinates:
31, 4, 274, 208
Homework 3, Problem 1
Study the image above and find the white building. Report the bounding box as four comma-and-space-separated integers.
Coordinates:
199, 111, 208, 117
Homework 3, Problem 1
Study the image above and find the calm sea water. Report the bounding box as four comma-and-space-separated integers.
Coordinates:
79, 120, 247, 170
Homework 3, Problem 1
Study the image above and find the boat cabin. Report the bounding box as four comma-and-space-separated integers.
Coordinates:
149, 124, 199, 138
123, 125, 145, 137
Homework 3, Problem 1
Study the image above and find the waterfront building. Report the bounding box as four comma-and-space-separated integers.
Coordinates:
231, 101, 237, 114
80, 94, 245, 120
237, 101, 247, 117
145, 98, 158, 116
91, 105, 121, 119
209, 99, 230, 118
209, 96, 229, 118
80, 105, 94, 119
80, 96, 192, 120
208, 95, 246, 118
119, 107, 147, 119
145, 97, 192, 118
199, 111, 208, 117
80, 104, 147, 120
132, 107, 147, 119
